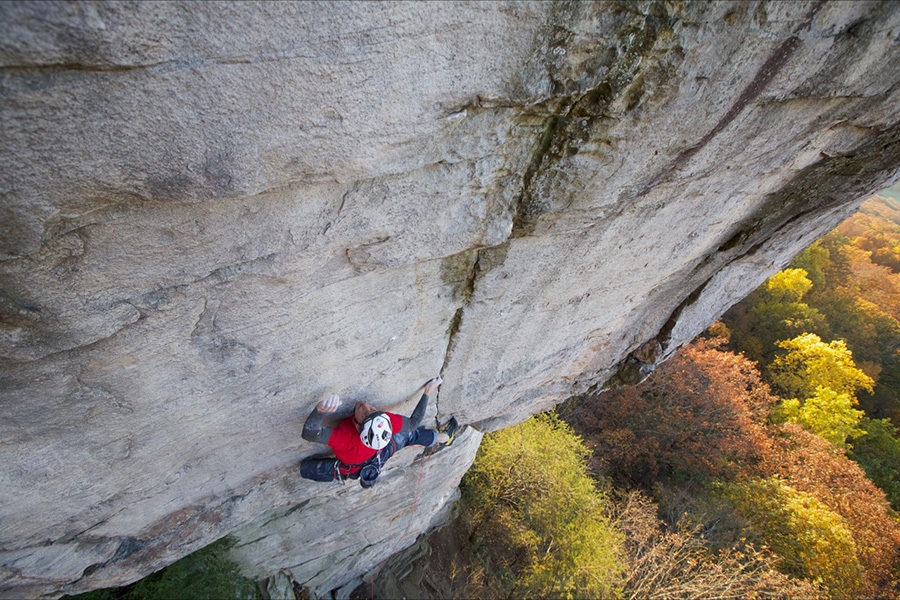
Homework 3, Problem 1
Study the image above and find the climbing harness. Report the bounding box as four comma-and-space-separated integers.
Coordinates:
333, 460, 345, 485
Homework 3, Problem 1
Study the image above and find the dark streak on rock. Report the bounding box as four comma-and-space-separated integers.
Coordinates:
112, 537, 147, 562
259, 499, 311, 530
512, 1, 678, 237
439, 250, 482, 384
80, 537, 147, 580
655, 275, 714, 352
0, 62, 166, 73
511, 115, 563, 237
635, 0, 827, 198
719, 121, 900, 261
437, 244, 512, 417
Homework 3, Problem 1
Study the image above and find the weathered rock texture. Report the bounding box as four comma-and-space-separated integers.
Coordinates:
2, 1, 899, 597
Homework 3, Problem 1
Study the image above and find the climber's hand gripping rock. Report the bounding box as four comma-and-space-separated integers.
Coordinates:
317, 393, 341, 413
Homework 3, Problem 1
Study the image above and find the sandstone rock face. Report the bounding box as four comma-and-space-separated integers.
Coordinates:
2, 1, 899, 597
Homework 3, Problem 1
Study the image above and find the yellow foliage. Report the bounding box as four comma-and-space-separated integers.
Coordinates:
767, 268, 814, 303
769, 333, 871, 451
721, 477, 865, 596
776, 388, 865, 449
770, 333, 874, 400
463, 412, 626, 599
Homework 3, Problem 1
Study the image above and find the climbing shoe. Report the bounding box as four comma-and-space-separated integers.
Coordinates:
441, 417, 460, 447
427, 417, 463, 456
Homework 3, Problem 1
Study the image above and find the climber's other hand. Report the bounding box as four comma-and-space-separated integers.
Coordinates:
317, 394, 341, 412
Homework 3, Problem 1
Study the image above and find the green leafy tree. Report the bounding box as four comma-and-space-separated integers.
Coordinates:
791, 242, 830, 290
725, 268, 828, 364
850, 417, 900, 511
749, 301, 829, 364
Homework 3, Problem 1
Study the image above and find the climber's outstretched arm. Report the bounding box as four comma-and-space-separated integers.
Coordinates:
301, 394, 340, 444
399, 376, 442, 433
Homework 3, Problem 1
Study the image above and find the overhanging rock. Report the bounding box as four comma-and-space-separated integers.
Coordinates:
1, 2, 899, 597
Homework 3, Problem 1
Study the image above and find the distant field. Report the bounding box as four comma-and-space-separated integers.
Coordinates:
860, 186, 900, 229
879, 181, 900, 202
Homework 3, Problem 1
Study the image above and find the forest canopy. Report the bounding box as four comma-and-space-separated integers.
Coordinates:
555, 191, 900, 598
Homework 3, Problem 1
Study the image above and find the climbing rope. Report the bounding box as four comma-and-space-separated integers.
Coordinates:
368, 446, 433, 600
400, 444, 433, 541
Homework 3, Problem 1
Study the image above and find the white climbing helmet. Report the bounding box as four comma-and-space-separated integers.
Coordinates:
359, 411, 392, 450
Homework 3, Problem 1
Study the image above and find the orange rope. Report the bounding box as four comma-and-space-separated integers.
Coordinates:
400, 445, 433, 541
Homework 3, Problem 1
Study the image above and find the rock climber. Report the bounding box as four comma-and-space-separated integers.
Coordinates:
300, 376, 459, 487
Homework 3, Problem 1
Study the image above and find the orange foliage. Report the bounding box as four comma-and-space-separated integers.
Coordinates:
570, 338, 900, 597
841, 245, 900, 321
773, 423, 900, 595
572, 339, 777, 486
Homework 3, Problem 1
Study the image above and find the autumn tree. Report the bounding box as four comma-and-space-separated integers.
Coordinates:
769, 333, 872, 448
765, 268, 813, 302
792, 230, 900, 425
774, 423, 900, 596
724, 267, 828, 364
776, 388, 864, 449
571, 337, 900, 597
841, 244, 900, 321
769, 333, 874, 400
719, 476, 866, 595
617, 491, 821, 600
838, 199, 900, 273
723, 231, 900, 410
462, 412, 626, 599
569, 338, 778, 488
790, 240, 830, 289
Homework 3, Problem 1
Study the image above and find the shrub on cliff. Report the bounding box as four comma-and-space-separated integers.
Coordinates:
462, 412, 626, 599
63, 538, 258, 600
